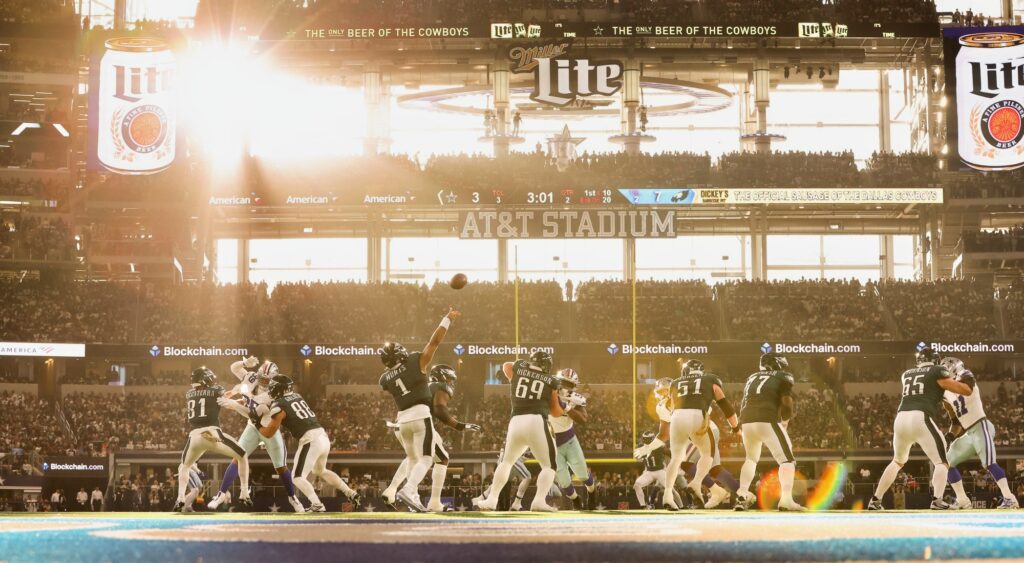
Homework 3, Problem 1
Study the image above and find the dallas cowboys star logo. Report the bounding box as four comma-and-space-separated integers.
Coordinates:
593, 25, 604, 36
268, 502, 280, 513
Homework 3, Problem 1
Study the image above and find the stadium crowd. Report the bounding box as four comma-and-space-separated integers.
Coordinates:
725, 279, 891, 340
0, 277, 1011, 344
961, 226, 1024, 253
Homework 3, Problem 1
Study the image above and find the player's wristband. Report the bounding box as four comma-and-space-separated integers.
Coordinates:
439, 317, 452, 330
715, 397, 736, 419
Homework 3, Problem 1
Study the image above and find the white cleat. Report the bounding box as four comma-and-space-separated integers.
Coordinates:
997, 497, 1019, 510
426, 501, 445, 513
206, 493, 225, 510
733, 492, 756, 511
705, 485, 730, 509
182, 504, 195, 513
510, 499, 523, 511
476, 498, 498, 511
398, 487, 427, 513
309, 503, 326, 513
288, 496, 306, 513
530, 502, 557, 513
777, 500, 807, 512
953, 498, 973, 510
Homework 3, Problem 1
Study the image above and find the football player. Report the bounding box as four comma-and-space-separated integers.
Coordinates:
390, 364, 481, 512
868, 347, 973, 510
176, 464, 205, 513
378, 308, 460, 512
735, 353, 803, 511
258, 374, 362, 512
471, 449, 537, 511
633, 430, 684, 509
940, 357, 1018, 510
477, 351, 562, 512
661, 359, 739, 510
424, 364, 481, 512
173, 367, 247, 512
679, 419, 740, 509
549, 368, 597, 510
208, 358, 303, 513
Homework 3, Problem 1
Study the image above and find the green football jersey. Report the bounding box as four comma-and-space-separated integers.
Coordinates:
897, 364, 950, 419
740, 370, 795, 424
271, 393, 322, 438
670, 372, 724, 412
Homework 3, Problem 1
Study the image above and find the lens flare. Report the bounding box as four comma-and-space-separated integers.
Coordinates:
806, 462, 849, 511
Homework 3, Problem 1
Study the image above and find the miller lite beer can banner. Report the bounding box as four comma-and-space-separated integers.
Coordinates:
86, 33, 184, 175
943, 26, 1024, 172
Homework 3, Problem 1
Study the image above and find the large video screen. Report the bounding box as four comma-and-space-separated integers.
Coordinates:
943, 26, 1024, 171
85, 32, 186, 175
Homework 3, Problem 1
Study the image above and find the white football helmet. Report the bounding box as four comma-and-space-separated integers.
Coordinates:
654, 377, 673, 401
940, 356, 965, 377
256, 360, 279, 387
557, 368, 579, 399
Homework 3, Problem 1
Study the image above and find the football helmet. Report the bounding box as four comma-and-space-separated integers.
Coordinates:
641, 430, 657, 444
256, 360, 279, 387
530, 350, 553, 373
940, 356, 964, 376
653, 377, 673, 400
191, 367, 216, 387
760, 352, 789, 372
557, 368, 580, 389
268, 374, 294, 399
380, 342, 409, 368
681, 359, 705, 377
429, 364, 458, 387
916, 347, 940, 367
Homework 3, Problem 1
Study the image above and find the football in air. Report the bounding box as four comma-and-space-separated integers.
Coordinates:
450, 273, 468, 289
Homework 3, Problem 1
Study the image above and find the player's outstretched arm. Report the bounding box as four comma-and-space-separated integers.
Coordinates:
548, 389, 564, 418
433, 389, 480, 432
260, 411, 285, 438
940, 401, 964, 439
567, 403, 588, 424
938, 377, 973, 396
217, 395, 250, 417
420, 308, 460, 371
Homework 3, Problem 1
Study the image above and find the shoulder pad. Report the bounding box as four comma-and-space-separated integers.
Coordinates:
708, 373, 724, 386
780, 372, 795, 383
934, 365, 951, 378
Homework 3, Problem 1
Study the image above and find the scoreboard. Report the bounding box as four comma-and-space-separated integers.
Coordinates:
209, 187, 944, 208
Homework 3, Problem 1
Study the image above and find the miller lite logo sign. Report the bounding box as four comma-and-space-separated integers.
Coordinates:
510, 43, 623, 107
491, 23, 542, 39
955, 32, 1024, 171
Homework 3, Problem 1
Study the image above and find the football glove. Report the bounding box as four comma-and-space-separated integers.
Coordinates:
463, 423, 482, 433
242, 355, 259, 369
248, 405, 264, 428
633, 445, 652, 460
568, 392, 588, 408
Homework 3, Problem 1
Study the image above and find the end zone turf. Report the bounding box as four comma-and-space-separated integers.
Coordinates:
1, 511, 1022, 562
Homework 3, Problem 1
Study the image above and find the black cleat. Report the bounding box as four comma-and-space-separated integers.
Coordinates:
663, 503, 679, 512
238, 498, 254, 512
571, 496, 583, 510
172, 501, 184, 513
586, 493, 597, 511
867, 497, 884, 511
348, 493, 362, 509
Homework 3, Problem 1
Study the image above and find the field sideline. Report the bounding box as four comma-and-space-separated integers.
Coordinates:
2, 510, 1023, 562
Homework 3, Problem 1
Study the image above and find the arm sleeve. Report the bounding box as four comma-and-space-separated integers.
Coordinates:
229, 361, 248, 382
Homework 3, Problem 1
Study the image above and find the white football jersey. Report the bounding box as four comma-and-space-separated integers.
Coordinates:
943, 370, 986, 429
656, 398, 673, 423
229, 361, 260, 395
549, 395, 576, 433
